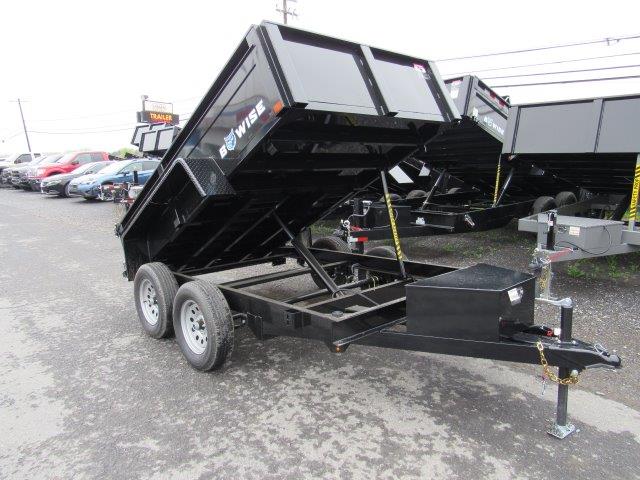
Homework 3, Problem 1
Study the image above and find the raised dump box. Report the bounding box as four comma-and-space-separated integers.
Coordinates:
503, 94, 640, 193
332, 76, 535, 250
119, 21, 458, 278
118, 22, 620, 439
511, 94, 640, 262
415, 75, 510, 193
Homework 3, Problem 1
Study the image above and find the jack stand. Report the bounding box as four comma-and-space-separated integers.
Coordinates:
538, 299, 577, 439
530, 211, 559, 300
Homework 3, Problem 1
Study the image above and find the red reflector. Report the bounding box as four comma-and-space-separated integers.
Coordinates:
356, 237, 368, 242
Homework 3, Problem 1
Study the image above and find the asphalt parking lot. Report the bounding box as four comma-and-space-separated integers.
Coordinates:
1, 188, 639, 479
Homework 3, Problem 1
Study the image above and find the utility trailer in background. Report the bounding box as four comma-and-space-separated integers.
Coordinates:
511, 95, 640, 270
335, 75, 538, 250
117, 22, 620, 438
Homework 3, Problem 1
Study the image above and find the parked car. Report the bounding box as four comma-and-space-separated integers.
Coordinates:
69, 159, 159, 199
26, 151, 110, 191
6, 154, 63, 190
0, 153, 41, 176
41, 161, 116, 197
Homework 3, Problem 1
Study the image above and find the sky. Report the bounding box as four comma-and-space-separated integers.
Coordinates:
1, 0, 640, 154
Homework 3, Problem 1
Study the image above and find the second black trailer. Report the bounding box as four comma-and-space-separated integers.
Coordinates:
333, 75, 541, 250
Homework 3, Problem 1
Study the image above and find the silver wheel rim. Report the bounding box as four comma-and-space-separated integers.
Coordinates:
139, 278, 159, 326
180, 300, 208, 355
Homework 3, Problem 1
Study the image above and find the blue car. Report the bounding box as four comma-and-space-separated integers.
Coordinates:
68, 159, 159, 199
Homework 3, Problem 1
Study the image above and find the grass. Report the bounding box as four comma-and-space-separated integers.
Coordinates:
562, 253, 640, 281
607, 256, 624, 279
442, 243, 457, 253
310, 222, 336, 238
567, 261, 587, 279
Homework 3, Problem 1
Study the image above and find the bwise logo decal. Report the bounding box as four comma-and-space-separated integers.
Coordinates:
482, 115, 505, 137
219, 99, 266, 159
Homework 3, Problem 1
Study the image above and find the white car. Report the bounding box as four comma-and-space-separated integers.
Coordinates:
0, 152, 41, 171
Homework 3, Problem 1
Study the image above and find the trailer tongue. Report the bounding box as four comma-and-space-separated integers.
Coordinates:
117, 22, 620, 438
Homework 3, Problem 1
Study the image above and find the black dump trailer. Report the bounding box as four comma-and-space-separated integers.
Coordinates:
508, 94, 640, 264
335, 75, 538, 249
117, 22, 620, 438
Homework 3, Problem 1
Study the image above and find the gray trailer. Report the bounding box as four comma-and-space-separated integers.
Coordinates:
117, 22, 620, 438
509, 94, 640, 265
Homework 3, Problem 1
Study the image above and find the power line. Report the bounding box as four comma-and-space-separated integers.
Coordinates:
30, 108, 134, 123
1, 131, 26, 141
29, 127, 135, 135
29, 97, 199, 123
437, 33, 640, 62
483, 63, 640, 80
442, 51, 640, 76
489, 74, 640, 88
29, 121, 142, 132
276, 0, 297, 24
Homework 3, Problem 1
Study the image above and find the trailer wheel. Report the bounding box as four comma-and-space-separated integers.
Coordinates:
531, 196, 557, 214
379, 193, 402, 202
173, 281, 234, 371
310, 236, 351, 289
555, 191, 577, 207
134, 262, 179, 339
406, 189, 427, 199
366, 245, 408, 261
366, 246, 408, 283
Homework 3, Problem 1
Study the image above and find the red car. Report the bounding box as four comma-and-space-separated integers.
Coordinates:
27, 151, 110, 191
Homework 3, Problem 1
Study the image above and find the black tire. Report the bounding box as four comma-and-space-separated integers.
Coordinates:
366, 246, 409, 283
406, 189, 427, 199
554, 191, 577, 207
447, 187, 461, 194
366, 245, 409, 261
379, 193, 402, 202
531, 196, 557, 214
61, 182, 71, 198
134, 262, 179, 339
310, 236, 352, 289
173, 281, 234, 371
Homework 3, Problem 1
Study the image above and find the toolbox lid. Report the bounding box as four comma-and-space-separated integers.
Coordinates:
410, 263, 532, 291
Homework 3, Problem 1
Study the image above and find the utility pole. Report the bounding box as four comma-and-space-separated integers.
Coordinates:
11, 98, 33, 156
276, 0, 297, 25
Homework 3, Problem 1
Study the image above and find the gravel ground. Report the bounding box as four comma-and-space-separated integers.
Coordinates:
1, 188, 639, 479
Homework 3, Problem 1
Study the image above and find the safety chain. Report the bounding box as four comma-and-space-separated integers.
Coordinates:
535, 341, 580, 385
